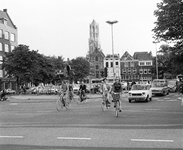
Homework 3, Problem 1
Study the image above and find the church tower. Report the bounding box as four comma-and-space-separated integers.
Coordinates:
88, 20, 100, 54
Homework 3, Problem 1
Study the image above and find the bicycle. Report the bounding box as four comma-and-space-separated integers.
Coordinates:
101, 93, 110, 111
56, 93, 69, 111
112, 92, 121, 117
77, 90, 86, 103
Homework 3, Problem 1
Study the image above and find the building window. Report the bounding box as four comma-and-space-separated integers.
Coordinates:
116, 62, 118, 66
146, 62, 152, 66
144, 69, 147, 74
128, 68, 131, 74
124, 62, 128, 67
96, 65, 99, 70
11, 46, 15, 51
139, 69, 143, 74
5, 44, 9, 52
0, 70, 3, 77
95, 56, 98, 61
111, 62, 113, 68
0, 29, 2, 38
0, 56, 2, 64
5, 31, 9, 40
106, 62, 108, 68
133, 68, 136, 74
10, 33, 15, 42
130, 62, 134, 67
148, 69, 151, 74
139, 62, 145, 66
123, 69, 126, 74
0, 43, 2, 51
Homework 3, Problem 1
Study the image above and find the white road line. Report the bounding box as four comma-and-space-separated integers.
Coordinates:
131, 139, 173, 142
9, 103, 18, 105
145, 109, 161, 111
57, 137, 91, 140
157, 100, 164, 101
0, 136, 24, 138
167, 100, 177, 101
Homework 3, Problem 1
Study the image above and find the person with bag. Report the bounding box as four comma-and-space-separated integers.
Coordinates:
111, 76, 123, 112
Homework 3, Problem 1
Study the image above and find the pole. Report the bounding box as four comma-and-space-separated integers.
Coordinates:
106, 20, 118, 81
155, 42, 158, 79
111, 24, 115, 80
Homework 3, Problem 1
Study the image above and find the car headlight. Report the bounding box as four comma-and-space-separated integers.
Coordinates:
142, 92, 145, 95
129, 93, 132, 96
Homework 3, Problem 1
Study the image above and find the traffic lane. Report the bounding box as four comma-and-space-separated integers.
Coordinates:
0, 102, 183, 130
0, 127, 182, 149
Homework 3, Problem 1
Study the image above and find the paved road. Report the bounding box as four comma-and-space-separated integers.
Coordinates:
0, 93, 182, 150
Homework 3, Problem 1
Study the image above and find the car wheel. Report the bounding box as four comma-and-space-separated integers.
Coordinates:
149, 97, 152, 101
129, 99, 131, 103
145, 95, 149, 102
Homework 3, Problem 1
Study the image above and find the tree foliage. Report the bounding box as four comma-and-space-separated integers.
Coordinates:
153, 0, 183, 76
3, 45, 56, 90
70, 57, 90, 82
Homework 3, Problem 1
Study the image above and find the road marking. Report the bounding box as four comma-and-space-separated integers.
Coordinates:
9, 103, 18, 105
167, 100, 177, 101
157, 100, 164, 101
57, 137, 91, 140
131, 139, 173, 142
145, 109, 161, 111
0, 136, 24, 138
164, 98, 170, 99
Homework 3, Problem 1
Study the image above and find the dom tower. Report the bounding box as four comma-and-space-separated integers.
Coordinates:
87, 20, 105, 79
88, 20, 100, 53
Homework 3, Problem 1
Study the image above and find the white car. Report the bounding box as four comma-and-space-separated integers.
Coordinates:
128, 84, 152, 103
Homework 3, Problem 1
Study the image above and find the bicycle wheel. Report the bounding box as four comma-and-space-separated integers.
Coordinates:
56, 97, 63, 111
115, 101, 119, 117
101, 98, 107, 111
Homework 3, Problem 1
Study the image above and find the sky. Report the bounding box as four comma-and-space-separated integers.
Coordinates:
1, 0, 162, 60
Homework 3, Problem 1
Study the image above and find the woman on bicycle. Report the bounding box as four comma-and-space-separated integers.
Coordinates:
101, 78, 111, 107
111, 76, 123, 112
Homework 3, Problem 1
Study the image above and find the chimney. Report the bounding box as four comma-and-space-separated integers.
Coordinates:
3, 9, 7, 13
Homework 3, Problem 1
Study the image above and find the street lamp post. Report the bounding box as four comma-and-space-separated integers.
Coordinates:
153, 41, 159, 79
106, 20, 118, 80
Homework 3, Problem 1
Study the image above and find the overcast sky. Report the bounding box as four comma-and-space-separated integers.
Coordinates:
1, 0, 161, 60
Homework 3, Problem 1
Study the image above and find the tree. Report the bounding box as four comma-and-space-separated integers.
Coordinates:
153, 0, 183, 76
70, 57, 90, 82
3, 45, 55, 92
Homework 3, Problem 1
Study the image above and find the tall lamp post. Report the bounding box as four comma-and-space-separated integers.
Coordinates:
153, 41, 159, 79
106, 20, 118, 80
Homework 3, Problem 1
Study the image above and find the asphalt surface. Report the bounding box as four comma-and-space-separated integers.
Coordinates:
0, 93, 183, 150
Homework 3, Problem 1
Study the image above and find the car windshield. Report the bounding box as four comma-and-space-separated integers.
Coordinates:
168, 80, 176, 85
131, 85, 148, 90
152, 81, 165, 87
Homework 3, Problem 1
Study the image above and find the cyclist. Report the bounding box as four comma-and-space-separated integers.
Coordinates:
79, 81, 86, 102
111, 76, 123, 112
101, 78, 111, 107
68, 82, 74, 101
177, 77, 183, 106
58, 80, 69, 106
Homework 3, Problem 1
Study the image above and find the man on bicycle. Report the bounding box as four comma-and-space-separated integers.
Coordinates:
79, 81, 86, 102
177, 77, 183, 106
111, 76, 123, 112
101, 78, 111, 107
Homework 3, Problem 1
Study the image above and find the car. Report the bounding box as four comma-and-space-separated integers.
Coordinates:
150, 79, 169, 96
73, 84, 80, 94
128, 84, 152, 103
6, 89, 16, 94
168, 79, 177, 93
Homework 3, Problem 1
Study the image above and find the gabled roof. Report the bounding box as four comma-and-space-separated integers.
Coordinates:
120, 51, 134, 60
133, 51, 152, 60
0, 9, 17, 29
89, 48, 105, 58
